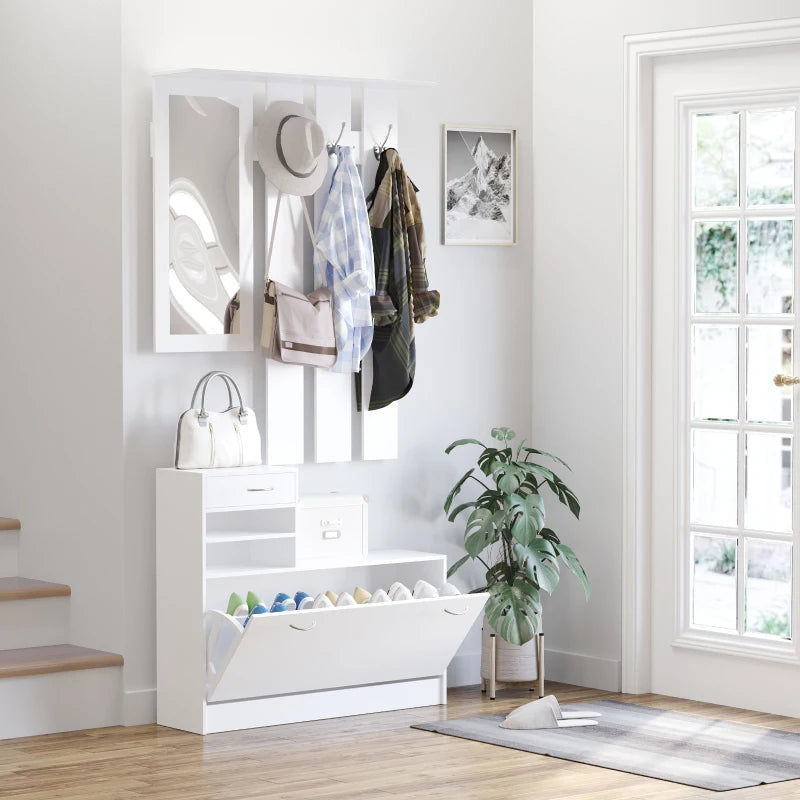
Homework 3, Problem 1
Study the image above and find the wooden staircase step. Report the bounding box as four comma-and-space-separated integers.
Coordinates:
0, 519, 20, 532
0, 645, 123, 679
0, 577, 70, 602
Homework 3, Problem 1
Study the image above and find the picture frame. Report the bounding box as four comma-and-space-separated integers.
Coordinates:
443, 125, 517, 246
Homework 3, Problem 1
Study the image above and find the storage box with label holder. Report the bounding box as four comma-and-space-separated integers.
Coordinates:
296, 494, 368, 561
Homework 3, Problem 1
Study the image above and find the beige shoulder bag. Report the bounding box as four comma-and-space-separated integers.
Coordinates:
261, 191, 337, 368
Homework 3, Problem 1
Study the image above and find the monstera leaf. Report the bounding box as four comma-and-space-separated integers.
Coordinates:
491, 427, 516, 442
505, 492, 545, 546
484, 575, 542, 645
464, 508, 498, 557
558, 543, 591, 600
513, 539, 560, 594
444, 467, 474, 515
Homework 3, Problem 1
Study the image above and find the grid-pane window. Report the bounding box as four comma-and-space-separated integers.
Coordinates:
689, 105, 796, 642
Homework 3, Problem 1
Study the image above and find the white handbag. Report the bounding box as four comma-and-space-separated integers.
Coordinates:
175, 372, 262, 469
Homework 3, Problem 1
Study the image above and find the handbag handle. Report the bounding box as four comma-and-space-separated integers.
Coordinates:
191, 371, 235, 411
191, 371, 249, 425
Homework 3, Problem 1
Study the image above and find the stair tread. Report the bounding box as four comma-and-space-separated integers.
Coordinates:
0, 645, 123, 679
0, 518, 20, 532
0, 577, 71, 601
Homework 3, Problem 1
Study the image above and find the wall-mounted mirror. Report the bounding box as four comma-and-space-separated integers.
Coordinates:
152, 77, 254, 352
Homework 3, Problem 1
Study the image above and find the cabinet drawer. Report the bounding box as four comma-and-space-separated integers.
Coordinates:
206, 593, 489, 703
204, 472, 296, 510
296, 502, 366, 560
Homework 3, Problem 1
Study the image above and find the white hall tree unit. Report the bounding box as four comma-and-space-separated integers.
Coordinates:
156, 467, 487, 734
152, 70, 428, 465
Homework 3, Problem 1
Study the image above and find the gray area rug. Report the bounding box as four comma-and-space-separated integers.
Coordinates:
412, 700, 800, 791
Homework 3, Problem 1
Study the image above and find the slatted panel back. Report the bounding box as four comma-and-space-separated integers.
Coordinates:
264, 82, 306, 466
312, 84, 355, 463
359, 87, 400, 461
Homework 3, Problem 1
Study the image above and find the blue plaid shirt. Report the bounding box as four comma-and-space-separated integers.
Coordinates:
314, 147, 375, 373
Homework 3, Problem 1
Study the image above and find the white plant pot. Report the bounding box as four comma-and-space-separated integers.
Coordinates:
480, 617, 539, 682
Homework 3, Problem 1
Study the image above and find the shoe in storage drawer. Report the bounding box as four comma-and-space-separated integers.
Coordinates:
204, 471, 297, 510
296, 495, 367, 560
205, 593, 489, 703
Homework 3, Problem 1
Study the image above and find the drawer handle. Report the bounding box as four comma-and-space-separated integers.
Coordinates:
444, 608, 468, 616
322, 529, 341, 540
289, 621, 317, 632
247, 487, 274, 492
320, 518, 342, 527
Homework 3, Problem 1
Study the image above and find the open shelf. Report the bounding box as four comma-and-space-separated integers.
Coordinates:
205, 549, 444, 579
206, 531, 295, 544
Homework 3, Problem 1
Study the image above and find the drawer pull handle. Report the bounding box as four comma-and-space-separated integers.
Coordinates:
444, 608, 468, 616
289, 621, 317, 632
322, 529, 341, 540
247, 487, 274, 492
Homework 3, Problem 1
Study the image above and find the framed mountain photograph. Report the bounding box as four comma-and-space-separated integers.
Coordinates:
443, 125, 517, 245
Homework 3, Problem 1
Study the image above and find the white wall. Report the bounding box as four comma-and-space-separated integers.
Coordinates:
532, 0, 800, 690
0, 0, 124, 657
121, 0, 533, 718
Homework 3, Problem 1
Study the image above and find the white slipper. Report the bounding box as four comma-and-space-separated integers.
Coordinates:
540, 694, 602, 720
439, 582, 461, 596
368, 589, 392, 603
413, 580, 439, 599
392, 586, 413, 602
500, 697, 598, 730
312, 593, 334, 609
388, 582, 411, 601
336, 592, 357, 607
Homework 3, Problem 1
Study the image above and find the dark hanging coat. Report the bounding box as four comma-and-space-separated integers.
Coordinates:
358, 149, 439, 411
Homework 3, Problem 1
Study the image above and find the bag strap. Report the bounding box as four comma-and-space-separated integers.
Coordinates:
264, 190, 318, 285
191, 371, 249, 425
191, 371, 234, 411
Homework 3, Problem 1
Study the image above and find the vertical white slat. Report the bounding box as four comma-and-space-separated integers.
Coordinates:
264, 81, 306, 465
312, 83, 355, 463
360, 87, 399, 461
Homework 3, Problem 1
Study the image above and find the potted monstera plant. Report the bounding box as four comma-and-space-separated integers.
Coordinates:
444, 427, 589, 683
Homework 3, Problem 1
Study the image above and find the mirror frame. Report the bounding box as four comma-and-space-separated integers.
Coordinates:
152, 75, 254, 352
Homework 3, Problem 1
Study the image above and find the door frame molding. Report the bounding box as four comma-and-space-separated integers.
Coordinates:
622, 18, 800, 694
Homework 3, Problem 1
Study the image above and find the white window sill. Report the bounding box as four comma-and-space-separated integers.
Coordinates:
672, 631, 800, 665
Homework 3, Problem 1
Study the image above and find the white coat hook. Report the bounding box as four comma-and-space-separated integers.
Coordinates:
327, 122, 346, 155
373, 124, 393, 160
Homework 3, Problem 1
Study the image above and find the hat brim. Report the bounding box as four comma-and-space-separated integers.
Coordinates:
256, 100, 328, 197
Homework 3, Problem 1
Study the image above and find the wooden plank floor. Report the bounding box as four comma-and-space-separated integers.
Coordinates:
1, 682, 800, 799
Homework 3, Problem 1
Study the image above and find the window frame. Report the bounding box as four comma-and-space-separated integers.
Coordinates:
674, 89, 800, 663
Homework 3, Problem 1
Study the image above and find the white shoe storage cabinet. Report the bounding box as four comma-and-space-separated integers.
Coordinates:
156, 466, 487, 734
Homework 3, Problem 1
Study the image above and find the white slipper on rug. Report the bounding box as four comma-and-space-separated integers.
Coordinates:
500, 697, 599, 729
504, 695, 602, 724
541, 695, 602, 720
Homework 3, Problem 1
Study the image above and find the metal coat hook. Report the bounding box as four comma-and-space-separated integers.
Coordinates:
373, 124, 393, 160
326, 122, 346, 155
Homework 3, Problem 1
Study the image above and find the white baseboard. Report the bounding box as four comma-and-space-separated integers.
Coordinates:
123, 687, 156, 726
448, 648, 621, 692
545, 648, 621, 691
